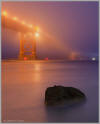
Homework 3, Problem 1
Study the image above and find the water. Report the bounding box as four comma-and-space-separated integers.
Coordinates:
2, 60, 99, 123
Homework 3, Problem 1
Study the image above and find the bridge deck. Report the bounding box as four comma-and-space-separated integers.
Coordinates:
2, 15, 34, 33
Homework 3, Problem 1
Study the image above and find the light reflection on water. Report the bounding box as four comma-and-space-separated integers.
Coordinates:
2, 61, 99, 122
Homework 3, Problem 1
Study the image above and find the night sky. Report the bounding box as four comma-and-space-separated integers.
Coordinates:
2, 1, 99, 60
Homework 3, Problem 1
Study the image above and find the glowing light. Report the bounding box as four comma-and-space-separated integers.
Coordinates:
22, 21, 25, 25
45, 57, 48, 61
35, 32, 39, 37
92, 57, 96, 61
24, 57, 27, 60
13, 17, 18, 21
35, 26, 39, 32
2, 11, 7, 16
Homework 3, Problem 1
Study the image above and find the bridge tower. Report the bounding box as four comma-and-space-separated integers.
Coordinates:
19, 33, 37, 60
1, 11, 38, 60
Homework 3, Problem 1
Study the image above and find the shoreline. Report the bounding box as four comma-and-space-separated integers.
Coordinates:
1, 59, 98, 62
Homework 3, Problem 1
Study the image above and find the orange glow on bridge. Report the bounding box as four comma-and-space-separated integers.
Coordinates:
2, 10, 40, 33
24, 57, 27, 60
22, 21, 26, 25
2, 10, 40, 60
13, 17, 18, 21
2, 11, 7, 16
35, 32, 39, 37
35, 26, 40, 32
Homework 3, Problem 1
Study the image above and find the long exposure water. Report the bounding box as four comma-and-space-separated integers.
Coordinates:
2, 60, 99, 122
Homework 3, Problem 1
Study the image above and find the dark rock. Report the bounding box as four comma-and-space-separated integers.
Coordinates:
45, 85, 86, 106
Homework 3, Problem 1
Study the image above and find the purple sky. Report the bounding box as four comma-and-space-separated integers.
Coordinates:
2, 1, 99, 59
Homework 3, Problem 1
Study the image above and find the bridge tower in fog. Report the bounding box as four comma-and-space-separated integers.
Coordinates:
19, 33, 37, 60
2, 11, 39, 60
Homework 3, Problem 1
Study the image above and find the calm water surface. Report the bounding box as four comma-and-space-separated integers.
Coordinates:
2, 60, 99, 122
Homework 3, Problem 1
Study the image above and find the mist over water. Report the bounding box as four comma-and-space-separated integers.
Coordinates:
2, 61, 98, 122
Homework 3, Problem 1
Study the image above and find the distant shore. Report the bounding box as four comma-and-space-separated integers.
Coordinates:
1, 59, 98, 63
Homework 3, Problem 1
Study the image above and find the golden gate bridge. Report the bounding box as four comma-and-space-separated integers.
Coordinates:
2, 11, 39, 60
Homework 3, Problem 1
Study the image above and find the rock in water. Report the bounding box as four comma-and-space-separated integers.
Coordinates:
45, 85, 86, 106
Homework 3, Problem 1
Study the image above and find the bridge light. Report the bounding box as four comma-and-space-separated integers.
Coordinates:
35, 32, 39, 37
92, 57, 96, 61
24, 57, 27, 60
13, 17, 18, 21
2, 11, 7, 16
35, 26, 39, 32
22, 21, 25, 25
